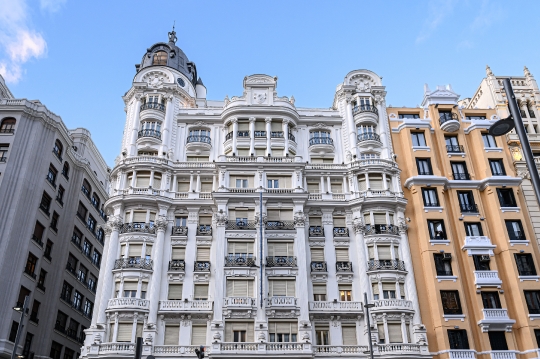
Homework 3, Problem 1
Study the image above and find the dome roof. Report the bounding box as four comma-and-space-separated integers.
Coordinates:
136, 28, 198, 86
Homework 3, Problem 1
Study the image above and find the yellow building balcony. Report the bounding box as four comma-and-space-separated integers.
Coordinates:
474, 270, 502, 288
449, 350, 476, 359
490, 352, 517, 359
478, 308, 515, 332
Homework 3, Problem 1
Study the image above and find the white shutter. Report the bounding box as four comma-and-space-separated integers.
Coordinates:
310, 217, 322, 226
128, 244, 142, 257
372, 283, 379, 295
238, 122, 249, 131
199, 216, 212, 225
377, 324, 385, 341
358, 177, 366, 191
164, 325, 180, 345
228, 242, 253, 255
132, 211, 146, 222
178, 181, 190, 191
153, 177, 162, 189
168, 284, 183, 300
237, 149, 249, 156
311, 248, 324, 261
342, 326, 357, 345
172, 247, 186, 260
287, 280, 296, 296
255, 148, 266, 156
373, 213, 386, 224
268, 242, 292, 256
255, 121, 265, 130
370, 175, 383, 190
331, 183, 342, 193
307, 183, 319, 192
201, 182, 212, 192
194, 284, 208, 299
247, 322, 254, 342
388, 324, 403, 343
313, 284, 326, 295
377, 246, 391, 259
197, 248, 210, 261
280, 209, 293, 220
368, 246, 375, 259
334, 218, 346, 226
123, 281, 137, 291
136, 323, 143, 338
191, 325, 207, 345
382, 283, 396, 291
117, 323, 132, 342
271, 122, 281, 131
270, 280, 286, 296
335, 248, 349, 261
267, 210, 280, 220
136, 175, 150, 187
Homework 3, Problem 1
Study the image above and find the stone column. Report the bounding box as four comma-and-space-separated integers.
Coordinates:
231, 118, 238, 155
211, 201, 228, 341
265, 117, 272, 156
326, 176, 332, 194
397, 218, 422, 325
352, 218, 371, 298
189, 173, 194, 192
94, 216, 123, 326
149, 170, 155, 188
345, 97, 357, 160
160, 95, 174, 156
131, 170, 137, 188
293, 205, 311, 339
320, 176, 325, 193
322, 210, 338, 299
130, 94, 143, 156
147, 214, 169, 326
249, 117, 256, 156
283, 118, 290, 156
196, 173, 201, 192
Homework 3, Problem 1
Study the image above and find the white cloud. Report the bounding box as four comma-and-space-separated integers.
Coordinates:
0, 0, 50, 83
416, 0, 458, 43
40, 0, 66, 13
470, 0, 503, 31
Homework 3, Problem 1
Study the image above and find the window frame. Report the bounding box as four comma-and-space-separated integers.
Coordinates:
416, 158, 433, 175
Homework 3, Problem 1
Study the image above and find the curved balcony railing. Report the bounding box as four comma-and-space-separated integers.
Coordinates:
265, 221, 295, 230
140, 103, 165, 112
311, 261, 328, 272
333, 227, 349, 237
119, 223, 156, 234
266, 256, 297, 267
309, 137, 334, 147
168, 260, 185, 271
187, 135, 211, 145
357, 133, 381, 143
352, 105, 378, 116
114, 257, 153, 270
225, 256, 256, 267
364, 224, 399, 235
226, 220, 257, 230
453, 172, 471, 180
309, 226, 324, 237
225, 132, 233, 141
439, 112, 459, 125
138, 129, 161, 140
197, 225, 212, 236
288, 133, 296, 142
194, 261, 211, 272
367, 259, 406, 272
336, 261, 353, 272
172, 226, 188, 236
446, 144, 464, 153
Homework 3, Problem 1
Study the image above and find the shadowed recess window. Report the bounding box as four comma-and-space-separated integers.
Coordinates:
153, 51, 167, 65
440, 290, 462, 315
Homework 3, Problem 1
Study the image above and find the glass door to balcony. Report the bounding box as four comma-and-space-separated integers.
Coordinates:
451, 162, 468, 180
488, 331, 508, 350
481, 292, 501, 309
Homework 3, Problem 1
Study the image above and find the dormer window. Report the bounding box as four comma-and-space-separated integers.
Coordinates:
153, 51, 167, 66
399, 114, 420, 119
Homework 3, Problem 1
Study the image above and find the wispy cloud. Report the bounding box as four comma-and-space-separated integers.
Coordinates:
416, 0, 458, 43
0, 0, 51, 83
470, 0, 503, 31
40, 0, 66, 13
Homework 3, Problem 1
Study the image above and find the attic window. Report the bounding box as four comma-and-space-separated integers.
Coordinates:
153, 51, 167, 66
465, 115, 486, 121
398, 114, 420, 119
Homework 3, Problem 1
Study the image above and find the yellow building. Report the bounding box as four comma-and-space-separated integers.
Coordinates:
388, 85, 540, 358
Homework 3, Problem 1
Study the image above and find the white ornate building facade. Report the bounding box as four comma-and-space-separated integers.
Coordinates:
82, 31, 431, 358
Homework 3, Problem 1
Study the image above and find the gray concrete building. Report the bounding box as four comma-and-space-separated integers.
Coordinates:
0, 74, 110, 359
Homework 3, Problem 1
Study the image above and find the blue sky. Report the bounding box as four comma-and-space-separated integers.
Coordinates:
1, 0, 539, 166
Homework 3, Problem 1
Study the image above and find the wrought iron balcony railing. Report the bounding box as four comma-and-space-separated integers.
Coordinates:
336, 261, 353, 272
194, 261, 211, 272
265, 221, 295, 230
197, 225, 212, 236
446, 145, 464, 153
187, 135, 211, 144
357, 133, 381, 143
226, 220, 257, 230
225, 256, 256, 267
266, 256, 297, 267
271, 131, 283, 138
352, 104, 378, 116
452, 172, 471, 180
172, 226, 188, 236
309, 137, 334, 146
309, 226, 324, 236
364, 224, 399, 235
114, 257, 153, 270
254, 131, 266, 138
288, 133, 296, 142
367, 259, 406, 271
311, 261, 328, 272
333, 227, 349, 237
140, 102, 165, 112
138, 129, 161, 140
439, 112, 459, 125
168, 260, 185, 271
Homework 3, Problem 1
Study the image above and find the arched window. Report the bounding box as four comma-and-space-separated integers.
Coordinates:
153, 51, 167, 66
0, 118, 16, 133
62, 162, 70, 179
53, 140, 63, 159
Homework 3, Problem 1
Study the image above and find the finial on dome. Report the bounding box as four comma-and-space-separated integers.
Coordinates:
524, 66, 531, 77
486, 65, 493, 76
168, 21, 177, 44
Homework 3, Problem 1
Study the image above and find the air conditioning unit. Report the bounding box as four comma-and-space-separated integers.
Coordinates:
442, 253, 452, 260
480, 255, 491, 262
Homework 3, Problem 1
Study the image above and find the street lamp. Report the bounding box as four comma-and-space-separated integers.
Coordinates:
11, 296, 29, 359
489, 78, 540, 208
363, 292, 375, 359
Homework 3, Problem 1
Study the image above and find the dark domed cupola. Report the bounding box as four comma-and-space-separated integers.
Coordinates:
135, 27, 198, 86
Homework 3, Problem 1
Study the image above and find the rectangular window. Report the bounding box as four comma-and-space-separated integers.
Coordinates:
44, 240, 53, 260
411, 132, 426, 146
92, 250, 101, 267
451, 162, 469, 180
464, 222, 483, 236
399, 113, 420, 119
73, 291, 83, 310
49, 341, 63, 359
434, 253, 453, 276
488, 331, 508, 351
481, 291, 501, 309
194, 284, 209, 300
440, 290, 462, 315
24, 253, 38, 277
37, 269, 47, 289
315, 327, 329, 345
47, 164, 58, 186
381, 283, 396, 299
482, 133, 497, 148
77, 202, 87, 220
535, 329, 540, 347
416, 158, 432, 175
339, 284, 352, 301
164, 325, 179, 345
457, 191, 477, 213
87, 215, 96, 231
472, 255, 491, 271
313, 284, 326, 301
268, 321, 298, 343
525, 291, 540, 314
515, 254, 537, 276
448, 329, 469, 349
9, 321, 19, 342
507, 219, 527, 240
445, 136, 461, 152
57, 185, 65, 204
51, 212, 59, 231
269, 280, 295, 297
489, 159, 506, 176
40, 192, 52, 214
117, 323, 133, 342
267, 179, 279, 188
427, 220, 447, 240
421, 188, 439, 207
77, 265, 87, 282
0, 144, 9, 161
236, 178, 248, 188
226, 279, 253, 297
191, 325, 207, 346
61, 281, 73, 302
497, 188, 517, 207
387, 323, 403, 343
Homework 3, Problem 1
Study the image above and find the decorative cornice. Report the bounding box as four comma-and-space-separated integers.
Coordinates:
403, 175, 522, 191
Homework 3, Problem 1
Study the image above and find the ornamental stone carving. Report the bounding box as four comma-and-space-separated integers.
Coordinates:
155, 215, 168, 231
352, 218, 365, 234
105, 216, 123, 234
398, 218, 408, 233
294, 211, 306, 227
214, 210, 228, 226
254, 212, 267, 225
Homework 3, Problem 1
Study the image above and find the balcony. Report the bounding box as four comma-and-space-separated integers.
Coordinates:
377, 344, 421, 354
448, 350, 477, 359
31, 235, 44, 247
186, 135, 211, 152
225, 256, 257, 267
309, 226, 324, 237
254, 131, 266, 138
371, 299, 414, 313
153, 345, 209, 355
168, 260, 185, 271
226, 220, 256, 230
364, 224, 400, 236
265, 221, 295, 230
197, 225, 212, 236
474, 271, 502, 288
311, 261, 328, 272
336, 261, 353, 272
271, 131, 284, 138
453, 172, 471, 180
447, 145, 465, 153
224, 297, 256, 310
172, 226, 188, 236
309, 137, 334, 155
119, 222, 156, 234
158, 300, 213, 312
107, 298, 149, 311
309, 301, 363, 313
266, 256, 297, 267
267, 296, 297, 307
114, 257, 153, 270
353, 105, 379, 125
462, 236, 495, 255
94, 343, 135, 355
367, 259, 406, 272
288, 132, 296, 142
490, 352, 517, 359
140, 102, 165, 112
194, 261, 210, 272
333, 227, 349, 237
478, 308, 515, 332
459, 203, 479, 214
138, 129, 161, 140
357, 133, 381, 144
314, 345, 369, 355
439, 112, 460, 132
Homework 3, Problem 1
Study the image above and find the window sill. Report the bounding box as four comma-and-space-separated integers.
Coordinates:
0, 132, 14, 136
519, 275, 539, 282
446, 152, 465, 158
436, 275, 458, 282
509, 240, 529, 246
424, 206, 443, 213
412, 146, 430, 152
443, 314, 465, 321
484, 147, 503, 152
429, 239, 450, 246
528, 314, 540, 320
500, 207, 520, 213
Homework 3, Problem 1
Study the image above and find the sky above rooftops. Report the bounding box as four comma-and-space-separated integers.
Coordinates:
1, 0, 539, 166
